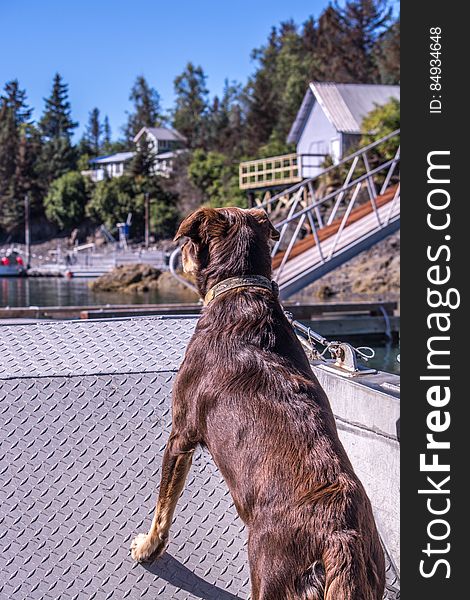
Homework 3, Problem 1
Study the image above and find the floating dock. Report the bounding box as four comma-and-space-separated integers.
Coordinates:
0, 301, 399, 337
0, 316, 399, 599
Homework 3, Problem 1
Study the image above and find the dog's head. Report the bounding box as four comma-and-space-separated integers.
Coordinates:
174, 207, 279, 297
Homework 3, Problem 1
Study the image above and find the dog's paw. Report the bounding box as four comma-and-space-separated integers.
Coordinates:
130, 532, 168, 563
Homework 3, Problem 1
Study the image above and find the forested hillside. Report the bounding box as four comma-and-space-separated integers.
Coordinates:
0, 0, 399, 242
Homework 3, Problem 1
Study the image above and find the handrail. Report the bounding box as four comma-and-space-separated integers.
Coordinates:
169, 246, 198, 294
274, 154, 399, 230
169, 131, 400, 298
259, 129, 400, 210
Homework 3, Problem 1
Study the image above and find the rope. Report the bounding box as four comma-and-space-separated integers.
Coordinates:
285, 312, 376, 363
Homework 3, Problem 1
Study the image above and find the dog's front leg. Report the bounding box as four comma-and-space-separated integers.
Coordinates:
130, 430, 195, 562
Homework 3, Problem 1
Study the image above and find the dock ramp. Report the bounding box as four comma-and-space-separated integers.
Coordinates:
260, 131, 400, 299
0, 317, 399, 598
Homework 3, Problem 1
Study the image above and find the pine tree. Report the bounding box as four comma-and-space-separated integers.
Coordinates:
172, 63, 209, 148
84, 108, 102, 156
207, 80, 245, 158
124, 76, 163, 142
130, 134, 156, 178
39, 73, 77, 139
336, 0, 392, 82
244, 28, 280, 153
315, 6, 355, 82
0, 80, 41, 232
374, 17, 400, 84
38, 73, 78, 185
103, 116, 112, 151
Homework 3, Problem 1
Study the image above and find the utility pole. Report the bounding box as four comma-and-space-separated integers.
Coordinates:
144, 192, 150, 249
24, 194, 31, 269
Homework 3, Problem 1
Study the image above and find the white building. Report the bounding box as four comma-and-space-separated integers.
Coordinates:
288, 82, 400, 178
84, 151, 135, 182
83, 126, 187, 182
133, 126, 186, 155
134, 127, 187, 178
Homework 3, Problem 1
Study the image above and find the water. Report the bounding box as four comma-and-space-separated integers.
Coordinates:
0, 276, 191, 307
332, 335, 400, 375
1, 277, 400, 374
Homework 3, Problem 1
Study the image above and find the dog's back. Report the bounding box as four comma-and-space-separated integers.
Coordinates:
133, 206, 385, 599
177, 287, 385, 599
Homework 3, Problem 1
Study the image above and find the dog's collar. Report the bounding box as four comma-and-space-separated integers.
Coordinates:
204, 275, 279, 305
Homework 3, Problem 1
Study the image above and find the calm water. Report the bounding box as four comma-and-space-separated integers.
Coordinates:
1, 277, 399, 374
0, 276, 190, 307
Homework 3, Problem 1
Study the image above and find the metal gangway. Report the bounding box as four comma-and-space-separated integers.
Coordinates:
261, 130, 400, 298
170, 131, 400, 299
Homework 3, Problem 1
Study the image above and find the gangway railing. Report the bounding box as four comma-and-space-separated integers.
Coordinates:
170, 130, 400, 299
266, 131, 400, 295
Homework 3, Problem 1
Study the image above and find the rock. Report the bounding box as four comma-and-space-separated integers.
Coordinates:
88, 264, 200, 300
157, 271, 199, 301
293, 231, 400, 302
89, 264, 162, 293
315, 285, 338, 300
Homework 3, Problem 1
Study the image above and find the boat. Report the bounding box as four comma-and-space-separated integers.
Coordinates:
0, 249, 27, 276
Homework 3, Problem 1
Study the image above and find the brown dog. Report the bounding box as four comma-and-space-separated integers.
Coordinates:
130, 207, 385, 599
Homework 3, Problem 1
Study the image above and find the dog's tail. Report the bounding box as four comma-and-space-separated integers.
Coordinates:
294, 560, 326, 600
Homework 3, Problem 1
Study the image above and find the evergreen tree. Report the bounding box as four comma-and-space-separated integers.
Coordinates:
244, 21, 319, 153
0, 80, 41, 232
272, 21, 318, 141
207, 80, 246, 158
244, 28, 280, 153
38, 73, 78, 185
84, 107, 103, 156
103, 115, 112, 151
124, 76, 163, 142
130, 135, 156, 178
336, 0, 392, 82
172, 62, 209, 148
374, 17, 400, 84
315, 6, 355, 82
39, 73, 77, 139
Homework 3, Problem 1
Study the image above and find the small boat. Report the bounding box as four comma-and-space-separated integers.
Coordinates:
0, 249, 27, 276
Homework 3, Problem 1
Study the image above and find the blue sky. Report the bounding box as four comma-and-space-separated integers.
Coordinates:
1, 1, 398, 141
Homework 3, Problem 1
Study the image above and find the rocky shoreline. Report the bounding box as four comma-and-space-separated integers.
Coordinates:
291, 231, 400, 303
88, 231, 399, 304
89, 264, 198, 300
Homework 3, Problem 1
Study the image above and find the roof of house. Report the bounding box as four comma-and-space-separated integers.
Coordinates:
134, 126, 187, 144
154, 149, 188, 160
287, 82, 400, 143
90, 151, 135, 165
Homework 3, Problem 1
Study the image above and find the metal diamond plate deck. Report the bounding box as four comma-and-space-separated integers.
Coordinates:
0, 317, 197, 380
0, 317, 399, 599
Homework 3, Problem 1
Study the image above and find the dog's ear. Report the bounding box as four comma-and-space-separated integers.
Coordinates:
249, 208, 280, 240
174, 208, 228, 243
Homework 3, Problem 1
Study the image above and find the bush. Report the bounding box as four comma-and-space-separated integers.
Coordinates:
44, 171, 88, 230
87, 175, 180, 240
86, 175, 142, 233
360, 97, 400, 161
188, 149, 247, 208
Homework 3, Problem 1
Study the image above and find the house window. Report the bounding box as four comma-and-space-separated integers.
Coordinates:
330, 138, 341, 164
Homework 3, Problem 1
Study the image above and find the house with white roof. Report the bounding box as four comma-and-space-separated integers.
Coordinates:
82, 126, 187, 182
239, 82, 400, 189
288, 82, 400, 177
85, 151, 135, 182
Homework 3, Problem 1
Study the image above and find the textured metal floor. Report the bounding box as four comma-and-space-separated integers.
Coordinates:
0, 316, 399, 599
